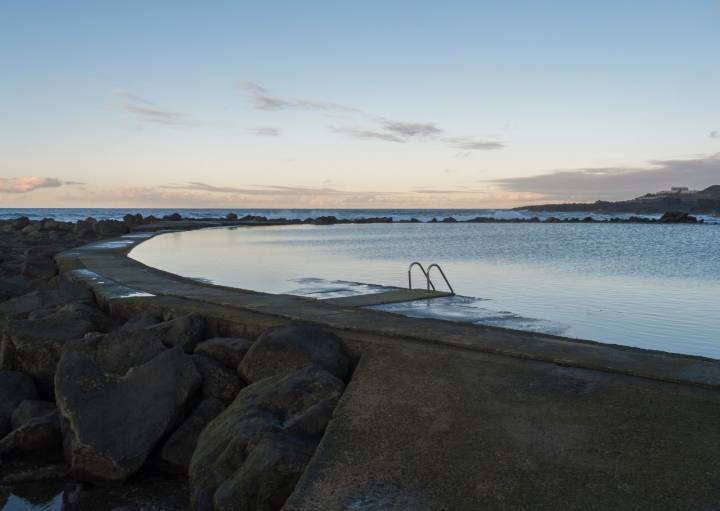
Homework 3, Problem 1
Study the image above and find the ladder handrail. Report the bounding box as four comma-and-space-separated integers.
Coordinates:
408, 262, 436, 291
426, 263, 455, 295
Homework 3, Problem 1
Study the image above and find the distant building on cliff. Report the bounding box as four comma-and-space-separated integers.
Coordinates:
634, 186, 697, 201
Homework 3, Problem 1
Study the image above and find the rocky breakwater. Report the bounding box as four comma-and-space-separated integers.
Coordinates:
0, 216, 352, 510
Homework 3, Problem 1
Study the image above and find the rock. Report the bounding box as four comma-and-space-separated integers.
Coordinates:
194, 337, 253, 369
119, 312, 162, 331
659, 211, 698, 223
11, 400, 56, 429
1, 311, 95, 392
0, 280, 93, 319
239, 323, 349, 383
20, 257, 56, 280
64, 329, 166, 376
193, 355, 244, 405
148, 314, 207, 353
0, 276, 32, 302
0, 410, 62, 460
158, 398, 225, 474
189, 365, 344, 511
225, 213, 238, 221
55, 347, 201, 483
123, 213, 144, 226
12, 217, 30, 230
163, 213, 183, 221
0, 371, 37, 437
92, 219, 130, 236
55, 301, 116, 332
213, 434, 315, 511
0, 463, 71, 484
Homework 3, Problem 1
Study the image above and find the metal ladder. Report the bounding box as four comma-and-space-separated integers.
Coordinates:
408, 262, 455, 295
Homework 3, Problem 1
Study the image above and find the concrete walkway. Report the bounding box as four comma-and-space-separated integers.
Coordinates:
57, 228, 720, 510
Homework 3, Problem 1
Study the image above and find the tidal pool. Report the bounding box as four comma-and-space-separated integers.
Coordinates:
130, 223, 720, 359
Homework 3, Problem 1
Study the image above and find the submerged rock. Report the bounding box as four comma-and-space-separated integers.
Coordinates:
239, 323, 349, 383
189, 365, 344, 511
55, 347, 201, 483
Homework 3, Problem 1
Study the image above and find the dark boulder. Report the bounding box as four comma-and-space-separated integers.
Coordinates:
0, 371, 37, 437
64, 329, 167, 376
55, 347, 201, 483
239, 323, 349, 383
225, 213, 238, 221
0, 280, 93, 319
189, 365, 345, 511
0, 409, 62, 460
148, 313, 208, 353
1, 311, 95, 392
659, 211, 699, 223
193, 355, 244, 405
11, 400, 56, 429
122, 213, 144, 226
0, 276, 32, 302
20, 257, 57, 280
213, 434, 315, 511
119, 312, 163, 331
92, 220, 130, 236
194, 337, 253, 369
158, 397, 225, 474
163, 213, 183, 221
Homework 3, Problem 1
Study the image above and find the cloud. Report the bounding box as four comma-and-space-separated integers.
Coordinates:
381, 121, 443, 137
238, 81, 359, 113
113, 89, 197, 126
112, 89, 154, 105
249, 127, 281, 137
240, 80, 506, 151
331, 127, 406, 143
0, 177, 63, 193
490, 153, 720, 201
711, 131, 719, 139
444, 137, 505, 150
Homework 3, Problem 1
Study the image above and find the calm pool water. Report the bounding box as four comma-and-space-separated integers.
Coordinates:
130, 223, 720, 359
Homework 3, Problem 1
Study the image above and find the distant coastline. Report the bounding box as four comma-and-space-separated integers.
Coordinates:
517, 185, 720, 215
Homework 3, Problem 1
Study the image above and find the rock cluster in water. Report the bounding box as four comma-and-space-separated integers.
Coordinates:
0, 216, 351, 510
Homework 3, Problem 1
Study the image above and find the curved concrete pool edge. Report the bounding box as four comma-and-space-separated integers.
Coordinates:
55, 227, 720, 389
55, 226, 720, 509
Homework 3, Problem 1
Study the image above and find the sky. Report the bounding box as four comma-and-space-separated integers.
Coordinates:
1, 0, 719, 209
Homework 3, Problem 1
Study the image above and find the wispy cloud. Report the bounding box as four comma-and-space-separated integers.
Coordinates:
249, 127, 281, 137
240, 80, 506, 151
112, 89, 154, 105
113, 90, 197, 126
381, 121, 443, 138
711, 131, 719, 139
490, 153, 720, 201
238, 81, 359, 113
444, 137, 505, 150
0, 177, 83, 194
331, 126, 406, 143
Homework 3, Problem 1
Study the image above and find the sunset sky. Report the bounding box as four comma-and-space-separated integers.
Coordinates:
1, 1, 719, 208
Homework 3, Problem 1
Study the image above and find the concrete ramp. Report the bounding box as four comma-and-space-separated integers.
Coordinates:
284, 343, 720, 510
322, 289, 452, 307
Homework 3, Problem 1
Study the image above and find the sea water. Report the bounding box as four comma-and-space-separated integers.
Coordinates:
130, 222, 720, 360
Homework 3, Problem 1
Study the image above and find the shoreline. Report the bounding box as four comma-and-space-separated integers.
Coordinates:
1, 215, 720, 509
